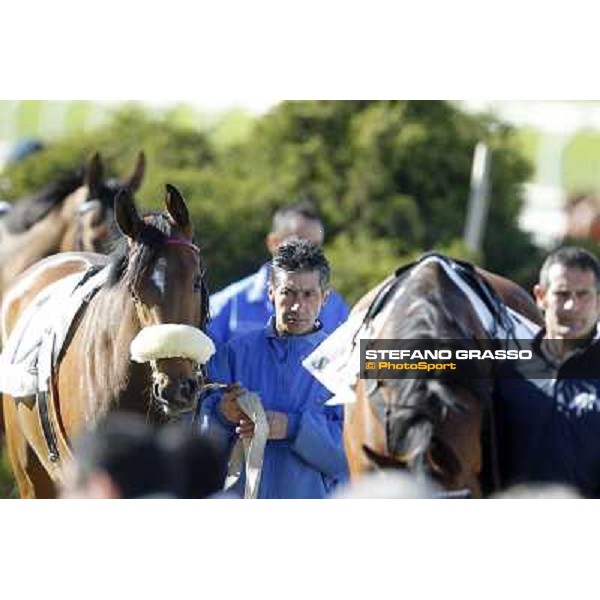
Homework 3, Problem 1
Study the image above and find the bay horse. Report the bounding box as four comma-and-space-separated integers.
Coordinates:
0, 151, 145, 310
1, 184, 209, 498
341, 254, 543, 498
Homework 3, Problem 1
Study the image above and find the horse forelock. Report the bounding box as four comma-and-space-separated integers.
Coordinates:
105, 212, 206, 316
94, 178, 124, 211
106, 214, 169, 290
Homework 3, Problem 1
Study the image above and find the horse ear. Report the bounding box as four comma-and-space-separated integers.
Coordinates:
164, 183, 192, 237
85, 152, 104, 197
122, 151, 146, 192
114, 187, 142, 239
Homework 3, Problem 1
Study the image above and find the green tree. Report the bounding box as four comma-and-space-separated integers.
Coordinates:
224, 100, 539, 302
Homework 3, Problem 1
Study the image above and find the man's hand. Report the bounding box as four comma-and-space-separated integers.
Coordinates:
218, 383, 249, 424
236, 418, 255, 439
221, 384, 289, 441
234, 411, 288, 440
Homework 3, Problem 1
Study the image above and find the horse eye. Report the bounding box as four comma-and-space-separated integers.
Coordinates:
193, 275, 203, 292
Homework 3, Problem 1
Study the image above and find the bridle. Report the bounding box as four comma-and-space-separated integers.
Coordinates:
360, 375, 485, 498
74, 193, 126, 254
74, 198, 103, 251
128, 234, 209, 415
351, 255, 511, 497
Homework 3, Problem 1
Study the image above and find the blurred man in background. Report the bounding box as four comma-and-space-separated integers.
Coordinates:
158, 424, 226, 499
4, 137, 45, 167
60, 412, 225, 499
60, 413, 171, 499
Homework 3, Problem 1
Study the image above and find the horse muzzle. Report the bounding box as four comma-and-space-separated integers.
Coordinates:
152, 373, 199, 416
129, 324, 216, 418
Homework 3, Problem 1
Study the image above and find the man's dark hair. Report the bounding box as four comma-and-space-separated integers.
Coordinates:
539, 246, 600, 290
72, 412, 170, 498
271, 239, 330, 290
159, 426, 225, 499
271, 199, 322, 235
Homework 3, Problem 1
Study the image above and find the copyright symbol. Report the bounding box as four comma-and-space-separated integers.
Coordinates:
366, 362, 376, 370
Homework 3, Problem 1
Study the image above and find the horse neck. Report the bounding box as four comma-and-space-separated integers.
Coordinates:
391, 262, 489, 340
79, 283, 150, 415
1, 187, 87, 268
0, 210, 68, 287
58, 186, 88, 252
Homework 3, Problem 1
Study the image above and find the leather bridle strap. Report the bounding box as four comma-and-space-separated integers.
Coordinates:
164, 238, 201, 254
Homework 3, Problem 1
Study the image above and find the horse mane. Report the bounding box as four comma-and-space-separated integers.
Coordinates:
107, 212, 174, 288
3, 171, 83, 233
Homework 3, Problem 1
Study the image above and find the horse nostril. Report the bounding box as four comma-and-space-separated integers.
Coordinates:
180, 378, 198, 398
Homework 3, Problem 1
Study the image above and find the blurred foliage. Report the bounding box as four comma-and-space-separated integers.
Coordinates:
2, 100, 542, 302
3, 104, 215, 206
221, 100, 541, 301
556, 236, 600, 262
563, 131, 600, 194
513, 127, 540, 178
210, 109, 257, 150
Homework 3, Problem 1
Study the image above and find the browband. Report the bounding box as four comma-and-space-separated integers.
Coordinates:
164, 238, 201, 254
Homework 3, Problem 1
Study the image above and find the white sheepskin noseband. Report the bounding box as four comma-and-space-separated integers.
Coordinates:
130, 324, 215, 364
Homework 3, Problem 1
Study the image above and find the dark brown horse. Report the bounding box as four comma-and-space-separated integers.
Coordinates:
1, 184, 209, 498
0, 151, 145, 309
343, 254, 543, 497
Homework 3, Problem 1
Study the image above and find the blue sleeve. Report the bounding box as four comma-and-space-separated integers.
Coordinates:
206, 293, 232, 347
288, 402, 348, 480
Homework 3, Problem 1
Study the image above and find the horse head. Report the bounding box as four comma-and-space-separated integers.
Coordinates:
346, 257, 498, 497
114, 183, 210, 418
62, 151, 146, 254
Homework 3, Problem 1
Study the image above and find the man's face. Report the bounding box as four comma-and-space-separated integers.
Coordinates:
268, 269, 329, 335
534, 264, 600, 341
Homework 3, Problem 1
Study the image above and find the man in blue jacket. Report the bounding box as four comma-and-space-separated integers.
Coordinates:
199, 240, 349, 498
207, 201, 349, 347
494, 246, 600, 497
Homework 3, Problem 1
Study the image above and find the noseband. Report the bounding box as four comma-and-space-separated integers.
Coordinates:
148, 357, 203, 412
129, 234, 207, 415
361, 376, 478, 498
